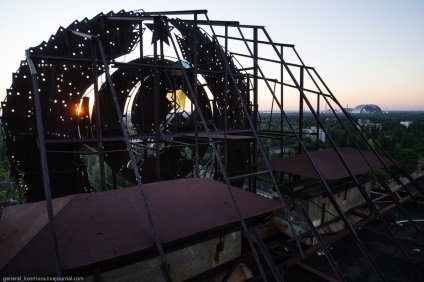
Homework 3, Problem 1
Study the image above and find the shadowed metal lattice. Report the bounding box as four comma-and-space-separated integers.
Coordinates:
1, 9, 423, 281
1, 10, 251, 201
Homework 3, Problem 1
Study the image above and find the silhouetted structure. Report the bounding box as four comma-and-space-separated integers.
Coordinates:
352, 104, 383, 114
1, 9, 423, 281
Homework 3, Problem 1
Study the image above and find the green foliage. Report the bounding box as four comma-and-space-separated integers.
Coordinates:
258, 111, 424, 174
0, 133, 27, 207
84, 155, 133, 191
0, 167, 26, 204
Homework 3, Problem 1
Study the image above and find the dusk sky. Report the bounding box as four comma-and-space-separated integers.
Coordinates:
0, 0, 423, 111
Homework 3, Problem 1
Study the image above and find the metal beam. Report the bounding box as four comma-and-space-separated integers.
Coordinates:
26, 50, 63, 277
215, 34, 294, 47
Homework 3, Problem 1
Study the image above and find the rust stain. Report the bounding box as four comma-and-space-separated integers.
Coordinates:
270, 217, 289, 233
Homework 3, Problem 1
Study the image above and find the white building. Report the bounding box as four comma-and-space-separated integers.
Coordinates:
357, 119, 382, 131
303, 126, 326, 143
400, 121, 412, 128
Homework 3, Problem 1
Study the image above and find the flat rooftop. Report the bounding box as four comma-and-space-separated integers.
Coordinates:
259, 148, 395, 180
0, 178, 281, 277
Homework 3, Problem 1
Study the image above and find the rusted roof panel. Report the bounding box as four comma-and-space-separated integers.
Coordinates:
260, 148, 394, 180
0, 178, 281, 277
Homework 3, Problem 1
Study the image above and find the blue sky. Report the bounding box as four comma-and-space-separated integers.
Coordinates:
0, 0, 423, 110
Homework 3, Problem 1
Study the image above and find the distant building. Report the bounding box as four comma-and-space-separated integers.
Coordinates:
303, 126, 326, 143
323, 108, 340, 114
270, 147, 281, 155
400, 121, 413, 128
357, 119, 382, 131
352, 104, 383, 114
270, 145, 294, 156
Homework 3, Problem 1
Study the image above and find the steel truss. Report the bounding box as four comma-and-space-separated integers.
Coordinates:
1, 9, 423, 281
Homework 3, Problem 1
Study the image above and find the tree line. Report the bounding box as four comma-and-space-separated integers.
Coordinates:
259, 111, 424, 173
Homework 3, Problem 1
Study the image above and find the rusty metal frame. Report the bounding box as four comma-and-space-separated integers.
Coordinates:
25, 51, 63, 277
231, 23, 423, 280
1, 9, 423, 281
69, 30, 173, 280
164, 17, 280, 281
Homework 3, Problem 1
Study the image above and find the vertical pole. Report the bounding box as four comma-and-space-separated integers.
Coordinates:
280, 45, 284, 158
92, 38, 107, 191
223, 24, 229, 176
112, 169, 117, 189
139, 21, 144, 59
26, 50, 62, 277
160, 24, 164, 62
280, 45, 285, 185
211, 34, 220, 179
153, 17, 161, 181
298, 67, 304, 154
253, 28, 258, 129
172, 76, 177, 131
139, 21, 148, 167
252, 27, 259, 194
316, 74, 321, 150
193, 13, 200, 178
